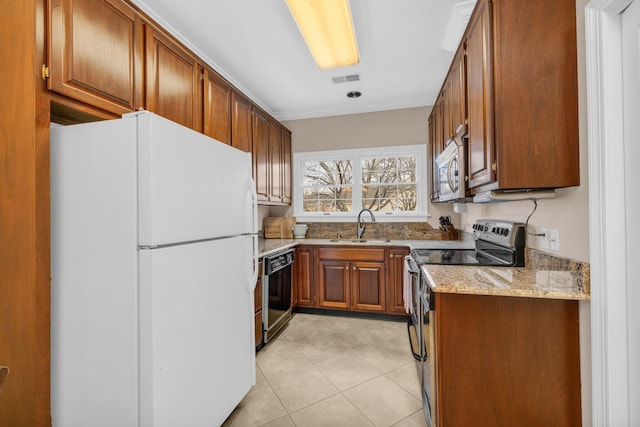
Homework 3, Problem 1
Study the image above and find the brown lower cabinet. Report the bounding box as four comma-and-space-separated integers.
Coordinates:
317, 247, 386, 312
386, 247, 410, 314
294, 246, 315, 307
293, 246, 408, 316
434, 293, 582, 426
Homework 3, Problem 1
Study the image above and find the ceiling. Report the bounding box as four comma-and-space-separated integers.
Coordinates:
129, 0, 475, 121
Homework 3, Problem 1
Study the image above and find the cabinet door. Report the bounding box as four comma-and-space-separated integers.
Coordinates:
145, 26, 202, 132
429, 98, 445, 201
386, 248, 409, 314
253, 109, 270, 202
428, 114, 439, 201
442, 77, 453, 142
435, 293, 581, 426
203, 69, 231, 145
49, 0, 144, 114
294, 246, 315, 307
281, 129, 292, 204
465, 0, 495, 190
352, 261, 386, 312
231, 91, 252, 153
318, 260, 350, 309
451, 47, 467, 137
269, 121, 283, 202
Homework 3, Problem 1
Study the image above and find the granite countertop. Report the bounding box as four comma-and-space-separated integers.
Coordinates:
258, 237, 590, 301
257, 237, 474, 257
421, 263, 590, 301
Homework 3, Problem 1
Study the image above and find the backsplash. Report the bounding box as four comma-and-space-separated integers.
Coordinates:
525, 248, 591, 294
301, 221, 453, 240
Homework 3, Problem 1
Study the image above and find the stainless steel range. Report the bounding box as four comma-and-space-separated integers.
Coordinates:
411, 219, 525, 267
409, 219, 526, 426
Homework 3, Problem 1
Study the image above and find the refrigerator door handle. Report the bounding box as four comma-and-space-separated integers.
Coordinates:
246, 175, 258, 234
251, 234, 259, 290
247, 176, 259, 290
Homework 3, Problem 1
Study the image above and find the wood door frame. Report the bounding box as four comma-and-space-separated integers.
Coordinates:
0, 0, 51, 425
585, 0, 635, 424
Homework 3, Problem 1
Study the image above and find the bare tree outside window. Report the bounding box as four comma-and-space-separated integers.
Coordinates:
302, 160, 353, 212
361, 156, 417, 212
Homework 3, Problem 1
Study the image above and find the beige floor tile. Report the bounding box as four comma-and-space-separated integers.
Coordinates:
222, 368, 287, 426
314, 355, 382, 391
392, 409, 429, 427
307, 313, 372, 334
227, 313, 424, 426
356, 342, 414, 374
290, 394, 374, 427
385, 361, 422, 399
257, 336, 315, 381
344, 376, 422, 427
260, 415, 296, 427
268, 367, 339, 412
282, 316, 329, 344
294, 336, 355, 365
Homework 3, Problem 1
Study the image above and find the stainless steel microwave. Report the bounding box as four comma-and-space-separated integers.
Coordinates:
435, 139, 465, 202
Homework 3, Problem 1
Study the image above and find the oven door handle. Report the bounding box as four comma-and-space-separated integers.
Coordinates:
407, 319, 427, 362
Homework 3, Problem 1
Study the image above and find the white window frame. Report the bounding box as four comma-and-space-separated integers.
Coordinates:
293, 144, 428, 222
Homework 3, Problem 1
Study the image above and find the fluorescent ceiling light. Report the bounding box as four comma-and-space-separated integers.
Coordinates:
286, 0, 360, 69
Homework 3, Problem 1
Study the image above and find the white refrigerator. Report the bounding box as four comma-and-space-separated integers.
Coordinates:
50, 111, 259, 427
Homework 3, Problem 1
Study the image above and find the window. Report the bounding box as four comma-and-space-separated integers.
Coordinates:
293, 145, 427, 221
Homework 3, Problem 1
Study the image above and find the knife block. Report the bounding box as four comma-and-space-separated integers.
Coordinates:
441, 225, 459, 240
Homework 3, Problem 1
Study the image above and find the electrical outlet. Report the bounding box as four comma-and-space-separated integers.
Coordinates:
549, 229, 560, 251
540, 228, 549, 250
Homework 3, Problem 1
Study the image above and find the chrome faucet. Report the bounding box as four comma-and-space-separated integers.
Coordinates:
356, 208, 376, 239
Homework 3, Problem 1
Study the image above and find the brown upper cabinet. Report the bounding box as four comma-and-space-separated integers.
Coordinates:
253, 112, 293, 206
252, 108, 270, 202
49, 0, 144, 115
449, 47, 466, 139
231, 91, 253, 153
464, 0, 494, 190
203, 68, 231, 145
144, 25, 202, 132
430, 0, 579, 195
268, 120, 283, 203
47, 0, 292, 204
429, 95, 445, 201
487, 0, 579, 191
281, 129, 292, 205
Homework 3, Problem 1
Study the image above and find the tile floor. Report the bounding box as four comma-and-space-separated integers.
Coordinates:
222, 312, 427, 427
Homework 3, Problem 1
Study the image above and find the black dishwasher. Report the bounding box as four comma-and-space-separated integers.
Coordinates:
262, 248, 294, 343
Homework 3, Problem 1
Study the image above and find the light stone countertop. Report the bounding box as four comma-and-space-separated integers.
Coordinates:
257, 237, 474, 258
421, 264, 590, 301
258, 237, 589, 301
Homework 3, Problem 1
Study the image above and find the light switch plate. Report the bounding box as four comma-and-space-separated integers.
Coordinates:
540, 228, 549, 250
549, 229, 560, 251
